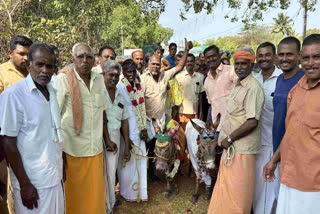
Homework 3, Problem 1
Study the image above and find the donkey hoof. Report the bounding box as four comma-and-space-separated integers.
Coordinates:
192, 194, 199, 204
165, 190, 172, 198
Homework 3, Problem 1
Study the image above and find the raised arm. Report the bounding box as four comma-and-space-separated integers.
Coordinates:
174, 38, 193, 75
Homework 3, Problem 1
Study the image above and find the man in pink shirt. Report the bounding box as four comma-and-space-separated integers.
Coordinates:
203, 45, 237, 136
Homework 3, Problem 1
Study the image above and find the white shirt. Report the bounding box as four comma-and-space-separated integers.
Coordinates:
0, 74, 63, 189
254, 67, 282, 146
117, 80, 144, 141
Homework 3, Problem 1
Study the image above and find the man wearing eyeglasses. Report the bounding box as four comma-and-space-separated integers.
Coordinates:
54, 43, 115, 214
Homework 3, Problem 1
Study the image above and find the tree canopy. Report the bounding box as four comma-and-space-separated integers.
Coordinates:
0, 0, 173, 64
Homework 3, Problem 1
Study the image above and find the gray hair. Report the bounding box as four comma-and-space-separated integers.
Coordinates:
72, 42, 93, 57
235, 47, 255, 54
103, 60, 121, 73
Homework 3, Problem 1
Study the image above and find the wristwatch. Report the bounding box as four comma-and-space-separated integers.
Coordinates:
227, 136, 233, 144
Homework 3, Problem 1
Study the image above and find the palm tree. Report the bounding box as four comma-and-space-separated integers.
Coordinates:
271, 13, 294, 36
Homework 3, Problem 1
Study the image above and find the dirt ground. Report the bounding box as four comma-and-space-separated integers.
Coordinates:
114, 164, 212, 214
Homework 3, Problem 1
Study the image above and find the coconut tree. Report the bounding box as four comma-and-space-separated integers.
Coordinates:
271, 12, 294, 36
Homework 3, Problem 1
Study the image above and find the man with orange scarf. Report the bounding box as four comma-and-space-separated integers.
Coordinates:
208, 48, 264, 214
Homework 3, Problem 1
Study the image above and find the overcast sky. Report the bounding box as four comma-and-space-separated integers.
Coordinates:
158, 0, 320, 45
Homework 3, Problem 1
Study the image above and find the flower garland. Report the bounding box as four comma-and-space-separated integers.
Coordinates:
195, 135, 209, 182
165, 140, 181, 182
122, 77, 148, 140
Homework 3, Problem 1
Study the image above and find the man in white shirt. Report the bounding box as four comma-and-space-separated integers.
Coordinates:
253, 42, 282, 214
0, 43, 64, 214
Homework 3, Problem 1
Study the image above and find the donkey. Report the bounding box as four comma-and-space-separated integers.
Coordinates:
185, 114, 220, 204
154, 120, 186, 198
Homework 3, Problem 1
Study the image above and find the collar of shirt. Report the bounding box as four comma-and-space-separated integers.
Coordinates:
4, 61, 25, 77
237, 73, 253, 87
74, 67, 99, 89
207, 63, 224, 79
184, 70, 197, 77
104, 87, 120, 100
25, 74, 38, 92
298, 75, 320, 90
256, 66, 282, 81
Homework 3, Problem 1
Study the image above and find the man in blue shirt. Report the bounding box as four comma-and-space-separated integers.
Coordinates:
272, 37, 304, 153
166, 42, 177, 68
265, 37, 304, 206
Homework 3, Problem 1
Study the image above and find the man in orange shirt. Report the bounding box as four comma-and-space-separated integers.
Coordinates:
0, 35, 33, 214
264, 34, 320, 214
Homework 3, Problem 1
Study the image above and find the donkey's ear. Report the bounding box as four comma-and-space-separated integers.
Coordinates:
190, 119, 202, 133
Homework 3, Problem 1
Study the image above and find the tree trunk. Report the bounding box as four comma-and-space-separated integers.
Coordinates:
303, 5, 307, 39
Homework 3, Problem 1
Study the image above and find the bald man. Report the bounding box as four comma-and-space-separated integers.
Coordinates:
54, 43, 115, 214
132, 50, 144, 74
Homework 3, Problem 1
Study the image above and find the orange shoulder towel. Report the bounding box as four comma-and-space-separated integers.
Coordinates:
59, 66, 83, 136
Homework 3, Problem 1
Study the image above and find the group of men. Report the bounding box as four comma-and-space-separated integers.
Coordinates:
0, 32, 319, 214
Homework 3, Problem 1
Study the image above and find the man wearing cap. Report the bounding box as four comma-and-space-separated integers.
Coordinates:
208, 48, 264, 214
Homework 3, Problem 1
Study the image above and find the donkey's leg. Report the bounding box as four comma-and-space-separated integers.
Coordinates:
192, 179, 200, 204
165, 180, 172, 198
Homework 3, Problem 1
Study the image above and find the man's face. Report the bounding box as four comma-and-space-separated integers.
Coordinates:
9, 45, 30, 72
194, 59, 201, 71
104, 69, 120, 89
234, 58, 252, 80
123, 64, 137, 83
204, 49, 221, 70
73, 45, 94, 75
186, 56, 195, 72
277, 43, 300, 73
133, 51, 144, 70
100, 49, 115, 68
149, 56, 161, 76
29, 48, 55, 86
301, 42, 320, 84
175, 57, 181, 65
256, 46, 275, 71
169, 45, 177, 57
199, 53, 205, 61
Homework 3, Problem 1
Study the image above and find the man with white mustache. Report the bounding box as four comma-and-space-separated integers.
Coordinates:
102, 60, 131, 212
140, 38, 192, 182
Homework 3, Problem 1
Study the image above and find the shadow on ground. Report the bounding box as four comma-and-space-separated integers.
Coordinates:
114, 164, 211, 214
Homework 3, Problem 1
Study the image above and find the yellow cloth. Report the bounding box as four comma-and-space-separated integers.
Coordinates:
208, 152, 255, 214
175, 71, 204, 114
54, 69, 107, 157
59, 66, 83, 136
64, 152, 106, 214
0, 61, 25, 94
166, 78, 183, 109
218, 74, 264, 154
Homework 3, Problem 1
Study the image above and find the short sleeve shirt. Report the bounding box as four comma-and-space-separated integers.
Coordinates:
0, 74, 62, 189
175, 71, 204, 114
0, 61, 26, 94
218, 74, 265, 154
272, 69, 304, 152
104, 88, 129, 132
280, 75, 320, 191
54, 69, 107, 157
140, 67, 176, 119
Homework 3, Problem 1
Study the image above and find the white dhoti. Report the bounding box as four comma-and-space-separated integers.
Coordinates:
104, 129, 121, 210
118, 138, 148, 201
253, 145, 278, 214
185, 121, 211, 186
277, 183, 320, 214
13, 182, 64, 214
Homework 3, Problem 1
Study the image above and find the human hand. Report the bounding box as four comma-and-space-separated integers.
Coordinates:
123, 147, 131, 163
263, 160, 277, 182
20, 182, 39, 210
221, 137, 231, 150
184, 38, 193, 52
106, 141, 118, 154
199, 111, 203, 121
